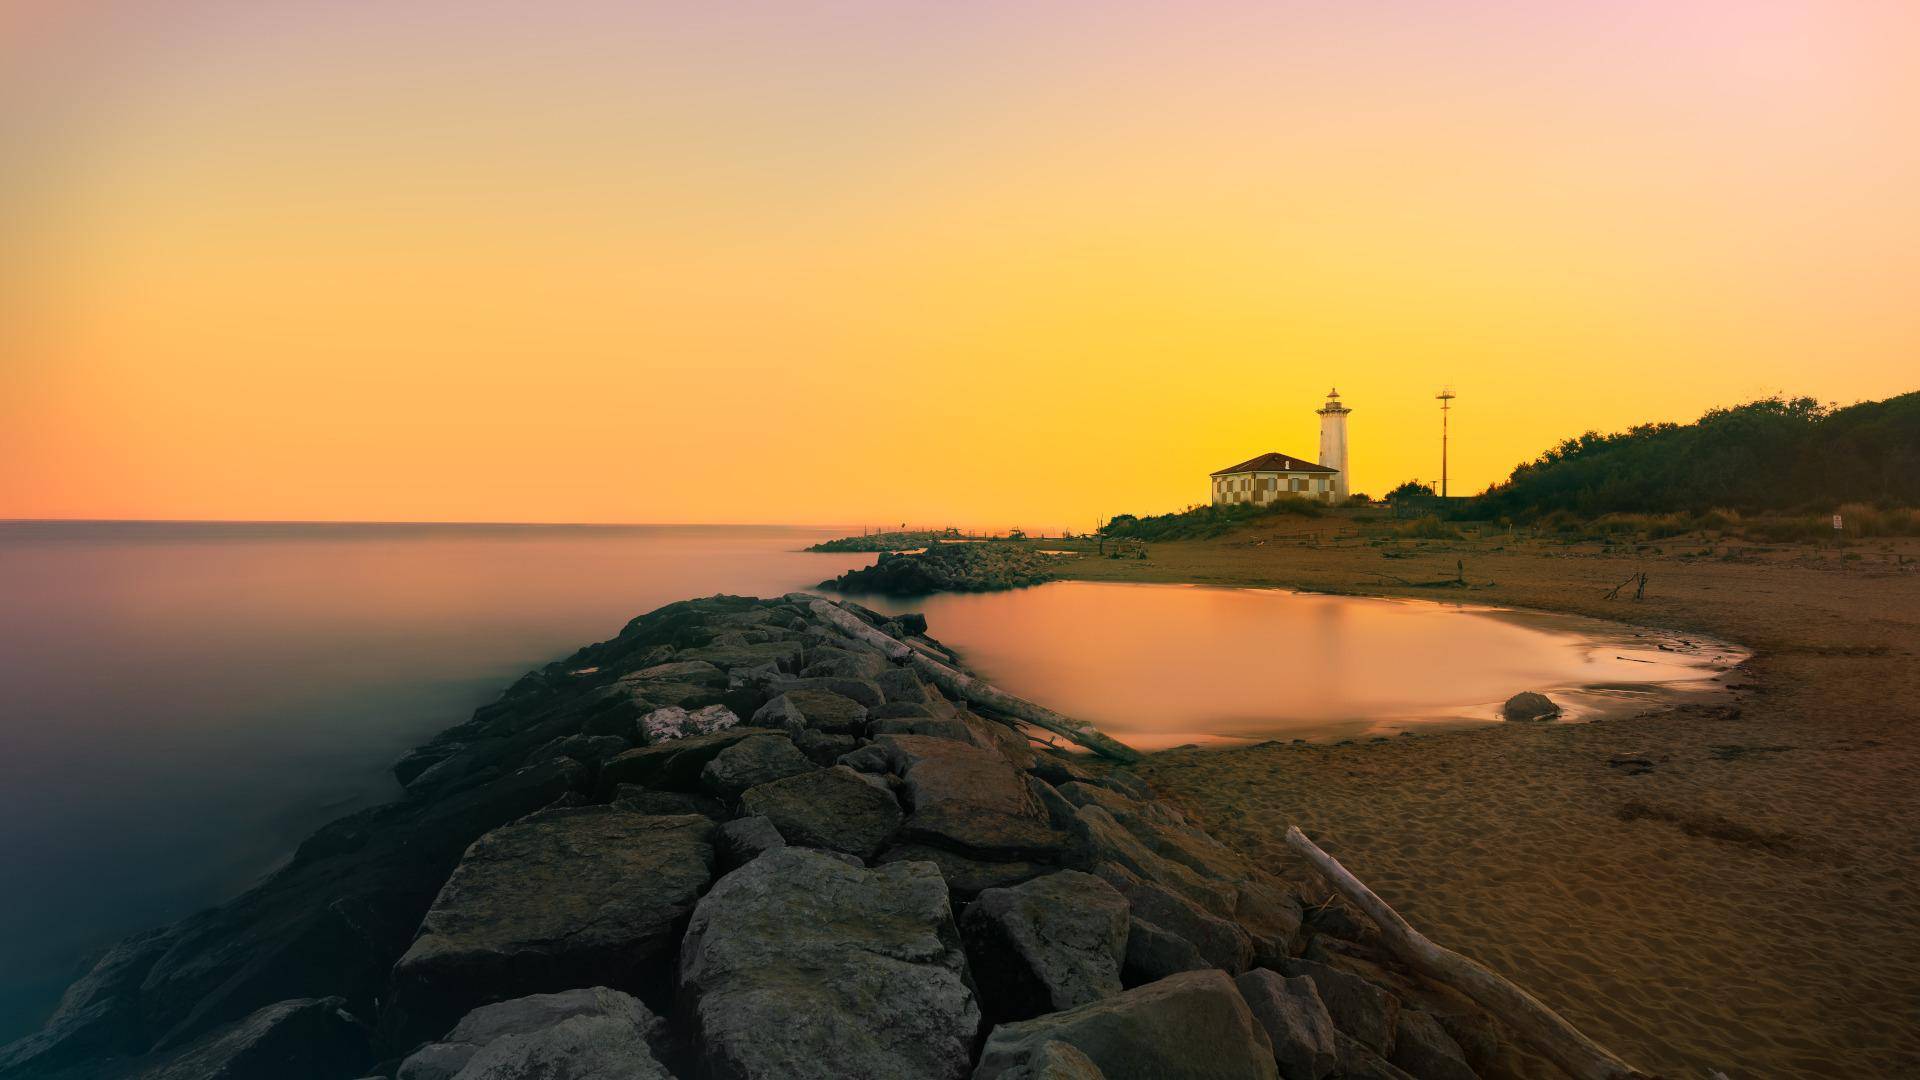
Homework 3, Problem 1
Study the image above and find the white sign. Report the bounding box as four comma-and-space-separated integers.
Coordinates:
1833, 514, 1844, 531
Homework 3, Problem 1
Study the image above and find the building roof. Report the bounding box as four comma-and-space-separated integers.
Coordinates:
1210, 451, 1338, 476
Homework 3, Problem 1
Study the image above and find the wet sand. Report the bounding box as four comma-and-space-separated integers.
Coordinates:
1060, 522, 1920, 1079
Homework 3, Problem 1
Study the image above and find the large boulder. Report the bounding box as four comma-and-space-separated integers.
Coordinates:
973, 970, 1276, 1080
598, 727, 782, 793
1121, 919, 1210, 985
1500, 692, 1559, 722
752, 689, 869, 734
876, 844, 1052, 901
713, 816, 787, 872
877, 735, 1068, 860
985, 1039, 1108, 1080
961, 871, 1129, 1022
1096, 862, 1252, 974
1233, 970, 1339, 1080
677, 848, 980, 1080
1281, 959, 1399, 1057
387, 808, 714, 1047
127, 996, 370, 1080
396, 988, 665, 1080
738, 766, 903, 860
1388, 1010, 1479, 1080
699, 735, 816, 800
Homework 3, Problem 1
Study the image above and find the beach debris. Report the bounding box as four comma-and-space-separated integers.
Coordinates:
1284, 825, 1654, 1080
1607, 754, 1656, 775
1500, 691, 1561, 722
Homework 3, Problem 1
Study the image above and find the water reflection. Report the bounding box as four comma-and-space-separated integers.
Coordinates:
0, 522, 868, 1041
850, 581, 1735, 749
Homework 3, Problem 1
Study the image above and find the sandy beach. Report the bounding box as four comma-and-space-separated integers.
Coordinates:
1042, 519, 1920, 1078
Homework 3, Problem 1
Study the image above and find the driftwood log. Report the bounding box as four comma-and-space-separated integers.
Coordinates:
1284, 826, 1652, 1080
809, 599, 1143, 763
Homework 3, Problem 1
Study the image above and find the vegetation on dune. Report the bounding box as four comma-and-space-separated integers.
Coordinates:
1100, 498, 1322, 541
1474, 393, 1920, 519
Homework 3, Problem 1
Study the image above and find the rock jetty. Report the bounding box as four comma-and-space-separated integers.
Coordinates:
3, 594, 1550, 1080
821, 542, 1061, 595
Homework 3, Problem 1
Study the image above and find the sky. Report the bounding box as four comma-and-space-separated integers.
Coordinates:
2, 0, 1916, 529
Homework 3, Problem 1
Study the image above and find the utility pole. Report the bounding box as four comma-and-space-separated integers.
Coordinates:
1436, 388, 1456, 497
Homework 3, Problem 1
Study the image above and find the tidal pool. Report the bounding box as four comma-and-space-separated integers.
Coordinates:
849, 581, 1742, 749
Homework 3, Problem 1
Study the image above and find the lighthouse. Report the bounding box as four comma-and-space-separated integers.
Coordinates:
1317, 388, 1351, 504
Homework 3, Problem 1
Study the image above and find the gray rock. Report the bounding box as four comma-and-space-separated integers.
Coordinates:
962, 871, 1129, 1022
778, 688, 872, 733
876, 667, 933, 704
397, 988, 664, 1080
869, 701, 937, 720
1233, 878, 1304, 970
127, 996, 370, 1080
676, 641, 805, 670
1096, 770, 1154, 802
790, 729, 859, 766
678, 848, 980, 1080
763, 676, 886, 709
547, 734, 631, 765
1097, 862, 1253, 973
610, 785, 727, 820
871, 716, 982, 742
1500, 691, 1559, 722
739, 765, 903, 859
875, 844, 1053, 901
714, 816, 787, 872
1233, 970, 1338, 1080
837, 742, 894, 773
1336, 1031, 1417, 1079
699, 734, 816, 800
1067, 806, 1237, 917
632, 659, 726, 686
1121, 919, 1210, 985
640, 704, 739, 741
1281, 959, 1399, 1056
451, 1012, 668, 1080
598, 727, 782, 793
973, 969, 1276, 1080
987, 1038, 1108, 1080
388, 809, 714, 1047
1388, 1010, 1479, 1080
748, 694, 808, 734
800, 645, 887, 680
877, 735, 1068, 860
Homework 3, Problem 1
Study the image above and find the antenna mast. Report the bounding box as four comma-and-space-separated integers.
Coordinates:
1436, 388, 1456, 497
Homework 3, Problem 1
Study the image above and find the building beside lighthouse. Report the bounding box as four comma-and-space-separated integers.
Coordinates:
1208, 389, 1351, 506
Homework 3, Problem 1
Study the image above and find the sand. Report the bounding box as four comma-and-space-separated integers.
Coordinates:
1058, 520, 1920, 1079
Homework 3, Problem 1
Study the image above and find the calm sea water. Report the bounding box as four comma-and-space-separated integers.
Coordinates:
850, 581, 1735, 750
0, 521, 868, 1042
0, 525, 1732, 1043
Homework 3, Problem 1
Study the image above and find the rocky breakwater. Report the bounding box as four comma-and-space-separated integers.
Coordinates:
4, 594, 1550, 1080
821, 541, 1061, 595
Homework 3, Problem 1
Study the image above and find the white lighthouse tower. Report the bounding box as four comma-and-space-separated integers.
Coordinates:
1317, 388, 1351, 504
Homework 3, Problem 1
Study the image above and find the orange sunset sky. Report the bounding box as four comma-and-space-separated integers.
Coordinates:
2, 1, 1916, 529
